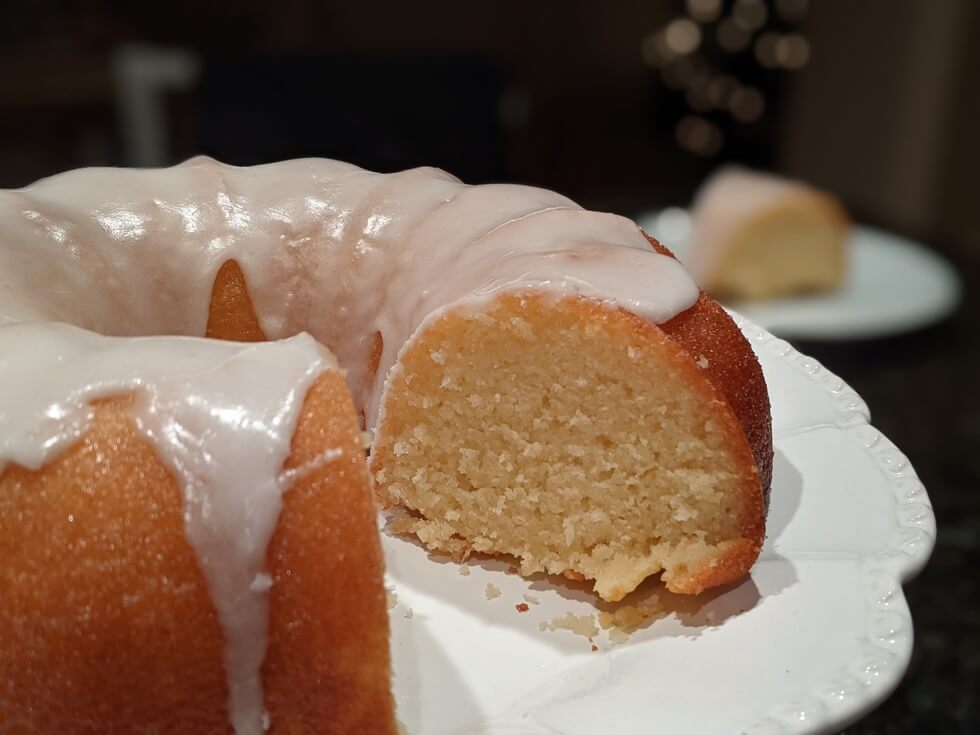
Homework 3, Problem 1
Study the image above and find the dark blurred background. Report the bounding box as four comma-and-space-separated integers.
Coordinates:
1, 1, 977, 732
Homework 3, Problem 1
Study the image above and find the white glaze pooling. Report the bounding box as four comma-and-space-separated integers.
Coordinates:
0, 324, 334, 735
0, 157, 698, 426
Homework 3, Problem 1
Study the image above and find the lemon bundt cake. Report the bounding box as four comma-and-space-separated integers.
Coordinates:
0, 157, 772, 733
684, 167, 850, 300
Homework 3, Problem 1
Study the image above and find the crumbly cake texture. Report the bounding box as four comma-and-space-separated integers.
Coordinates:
0, 367, 396, 735
598, 601, 663, 635
540, 613, 600, 639
373, 291, 767, 602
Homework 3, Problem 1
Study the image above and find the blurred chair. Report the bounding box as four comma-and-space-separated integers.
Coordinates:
113, 44, 201, 168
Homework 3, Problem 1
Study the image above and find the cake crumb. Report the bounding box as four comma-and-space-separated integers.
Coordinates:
598, 601, 662, 642
609, 627, 630, 644
522, 593, 540, 605
515, 603, 530, 613
697, 356, 710, 369
485, 583, 501, 600
591, 643, 599, 652
386, 589, 398, 610
539, 612, 599, 638
458, 565, 471, 576
403, 608, 414, 619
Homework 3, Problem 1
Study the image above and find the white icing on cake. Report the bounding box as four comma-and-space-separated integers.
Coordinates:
0, 157, 701, 734
0, 157, 698, 426
0, 325, 334, 735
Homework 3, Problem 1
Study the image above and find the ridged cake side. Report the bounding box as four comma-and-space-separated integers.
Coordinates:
0, 372, 396, 735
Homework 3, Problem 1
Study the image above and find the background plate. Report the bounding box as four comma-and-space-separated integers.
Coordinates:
384, 316, 936, 735
636, 209, 961, 340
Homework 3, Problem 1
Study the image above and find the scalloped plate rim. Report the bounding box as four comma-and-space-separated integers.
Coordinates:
730, 312, 935, 734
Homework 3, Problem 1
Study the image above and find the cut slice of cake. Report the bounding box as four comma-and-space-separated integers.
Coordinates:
685, 168, 850, 301
371, 290, 769, 602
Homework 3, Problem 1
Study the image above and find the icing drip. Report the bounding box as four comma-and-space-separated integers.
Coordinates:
0, 324, 335, 735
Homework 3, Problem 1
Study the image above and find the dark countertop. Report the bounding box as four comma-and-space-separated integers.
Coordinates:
795, 244, 980, 734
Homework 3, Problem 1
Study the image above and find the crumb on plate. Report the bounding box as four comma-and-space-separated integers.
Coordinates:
598, 600, 662, 643
539, 612, 599, 639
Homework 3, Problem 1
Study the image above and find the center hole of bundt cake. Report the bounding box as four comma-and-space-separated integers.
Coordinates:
372, 292, 755, 601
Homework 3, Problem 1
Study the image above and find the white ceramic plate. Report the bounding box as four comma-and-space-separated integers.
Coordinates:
383, 316, 935, 735
636, 208, 961, 340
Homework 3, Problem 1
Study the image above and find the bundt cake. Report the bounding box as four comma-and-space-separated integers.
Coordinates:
684, 167, 850, 300
0, 157, 772, 733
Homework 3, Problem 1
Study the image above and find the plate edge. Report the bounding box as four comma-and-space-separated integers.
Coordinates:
734, 315, 936, 735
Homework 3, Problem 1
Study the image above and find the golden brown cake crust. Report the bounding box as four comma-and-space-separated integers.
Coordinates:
206, 259, 269, 342
0, 374, 396, 734
264, 368, 396, 735
648, 237, 774, 504
0, 397, 232, 735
